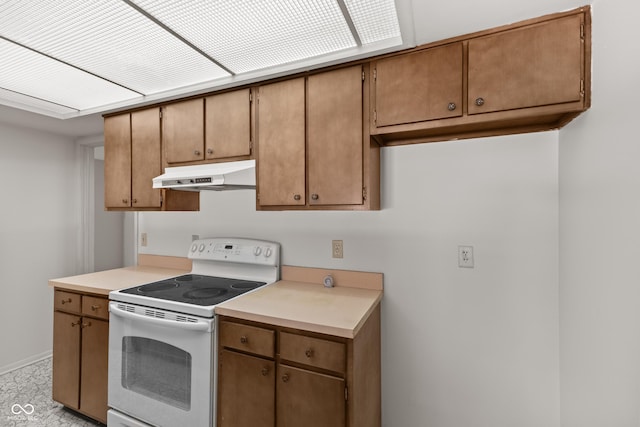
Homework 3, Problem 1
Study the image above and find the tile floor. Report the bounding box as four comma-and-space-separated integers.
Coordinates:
0, 357, 103, 427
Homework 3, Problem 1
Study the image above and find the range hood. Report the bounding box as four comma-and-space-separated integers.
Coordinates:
152, 159, 256, 191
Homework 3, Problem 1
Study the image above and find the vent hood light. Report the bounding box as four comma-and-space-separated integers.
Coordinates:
153, 160, 256, 191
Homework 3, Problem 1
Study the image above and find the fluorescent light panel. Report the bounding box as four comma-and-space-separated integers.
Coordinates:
0, 38, 140, 110
0, 0, 230, 95
0, 0, 402, 117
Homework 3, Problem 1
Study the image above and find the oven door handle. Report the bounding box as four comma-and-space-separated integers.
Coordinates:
109, 303, 212, 332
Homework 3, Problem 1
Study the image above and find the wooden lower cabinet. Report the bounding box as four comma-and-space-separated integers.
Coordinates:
52, 290, 109, 424
218, 350, 275, 427
217, 305, 381, 427
276, 365, 345, 427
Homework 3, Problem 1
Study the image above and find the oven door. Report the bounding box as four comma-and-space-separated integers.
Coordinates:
108, 302, 215, 427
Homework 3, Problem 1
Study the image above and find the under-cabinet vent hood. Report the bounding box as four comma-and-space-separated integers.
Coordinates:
152, 160, 255, 191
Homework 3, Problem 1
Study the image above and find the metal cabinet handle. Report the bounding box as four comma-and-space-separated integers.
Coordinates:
91, 305, 101, 311
194, 150, 201, 156
122, 199, 128, 204
132, 199, 137, 204
448, 102, 457, 111
61, 298, 72, 305
240, 336, 248, 344
70, 320, 81, 327
305, 348, 314, 358
261, 367, 270, 376
282, 373, 290, 383
81, 321, 91, 328
311, 194, 319, 201
206, 148, 213, 155
475, 97, 485, 106
293, 194, 301, 201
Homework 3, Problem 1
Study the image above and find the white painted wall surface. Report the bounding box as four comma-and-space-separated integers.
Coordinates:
0, 123, 79, 373
139, 131, 560, 427
559, 1, 640, 425
93, 159, 124, 271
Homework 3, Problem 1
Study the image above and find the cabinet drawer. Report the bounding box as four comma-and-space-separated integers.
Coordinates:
279, 332, 345, 374
54, 290, 81, 313
220, 321, 274, 358
82, 296, 109, 320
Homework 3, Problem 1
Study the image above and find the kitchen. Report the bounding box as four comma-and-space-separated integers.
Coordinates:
1, 0, 639, 426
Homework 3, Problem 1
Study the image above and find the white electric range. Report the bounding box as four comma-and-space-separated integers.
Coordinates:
107, 237, 280, 427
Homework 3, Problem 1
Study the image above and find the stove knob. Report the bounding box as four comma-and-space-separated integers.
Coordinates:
198, 244, 205, 252
264, 247, 272, 257
253, 246, 262, 256
191, 243, 198, 253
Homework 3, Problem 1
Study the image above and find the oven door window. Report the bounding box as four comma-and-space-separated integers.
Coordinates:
121, 336, 192, 410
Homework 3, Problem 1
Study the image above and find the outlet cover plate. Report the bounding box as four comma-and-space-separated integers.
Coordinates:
458, 245, 474, 268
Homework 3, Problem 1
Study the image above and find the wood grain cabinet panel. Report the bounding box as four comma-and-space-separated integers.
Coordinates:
52, 291, 109, 424
276, 365, 345, 427
256, 78, 306, 206
163, 98, 205, 164
219, 320, 274, 358
104, 113, 131, 208
131, 108, 162, 208
373, 43, 463, 127
52, 311, 81, 409
218, 350, 275, 427
468, 14, 584, 115
205, 89, 252, 160
307, 65, 364, 206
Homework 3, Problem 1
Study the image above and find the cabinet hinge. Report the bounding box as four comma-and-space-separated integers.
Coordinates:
159, 109, 162, 119
373, 110, 377, 125
362, 70, 365, 81
249, 140, 253, 150
362, 187, 367, 201
345, 387, 348, 401
580, 23, 584, 40
249, 92, 253, 102
580, 79, 585, 97
373, 68, 377, 80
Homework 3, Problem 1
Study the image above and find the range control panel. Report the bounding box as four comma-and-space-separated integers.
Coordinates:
188, 238, 280, 267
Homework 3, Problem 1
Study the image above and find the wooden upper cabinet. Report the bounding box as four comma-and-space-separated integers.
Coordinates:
307, 65, 364, 206
256, 78, 306, 207
104, 113, 132, 208
468, 14, 584, 115
205, 89, 252, 160
163, 98, 204, 164
373, 43, 463, 128
131, 108, 162, 208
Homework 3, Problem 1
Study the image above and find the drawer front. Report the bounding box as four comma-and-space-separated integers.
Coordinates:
220, 321, 275, 358
279, 332, 346, 374
54, 290, 81, 313
81, 295, 109, 320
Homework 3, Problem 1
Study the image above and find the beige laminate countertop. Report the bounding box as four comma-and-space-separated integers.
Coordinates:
215, 279, 383, 339
48, 265, 189, 296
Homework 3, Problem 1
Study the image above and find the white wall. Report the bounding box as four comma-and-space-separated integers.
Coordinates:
559, 1, 640, 425
139, 131, 560, 427
94, 159, 125, 271
0, 122, 79, 373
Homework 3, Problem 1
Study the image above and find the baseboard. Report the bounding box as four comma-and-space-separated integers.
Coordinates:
0, 351, 52, 376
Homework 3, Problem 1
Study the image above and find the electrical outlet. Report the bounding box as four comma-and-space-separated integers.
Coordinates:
458, 245, 474, 268
332, 240, 343, 259
141, 233, 148, 247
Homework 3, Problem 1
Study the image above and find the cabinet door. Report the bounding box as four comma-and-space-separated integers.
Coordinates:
205, 89, 252, 160
276, 365, 345, 427
163, 98, 204, 164
307, 65, 363, 206
52, 311, 81, 409
257, 78, 306, 206
374, 43, 463, 127
468, 14, 583, 114
104, 114, 132, 208
79, 318, 109, 424
218, 350, 275, 427
131, 108, 162, 208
